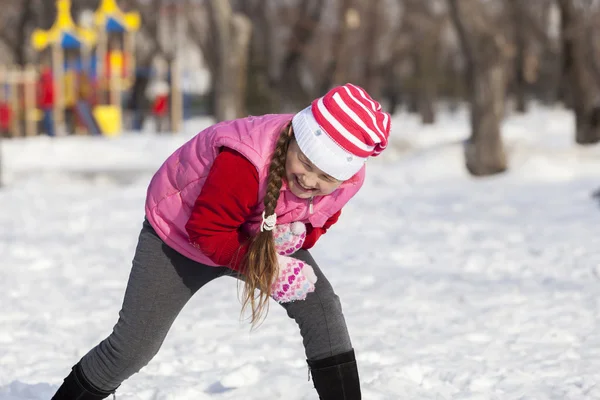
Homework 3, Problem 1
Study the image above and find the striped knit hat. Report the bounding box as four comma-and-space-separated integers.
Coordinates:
291, 83, 391, 181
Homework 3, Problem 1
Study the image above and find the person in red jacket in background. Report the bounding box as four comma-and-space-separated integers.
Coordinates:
38, 66, 55, 137
149, 79, 169, 133
0, 98, 11, 137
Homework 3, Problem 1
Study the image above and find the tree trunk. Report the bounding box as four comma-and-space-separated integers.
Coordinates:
209, 0, 252, 122
246, 48, 274, 116
448, 0, 507, 176
509, 0, 528, 113
277, 0, 324, 110
466, 62, 507, 176
231, 14, 252, 119
407, 49, 420, 114
363, 0, 383, 100
38, 0, 56, 30
416, 28, 439, 124
557, 3, 573, 110
14, 0, 33, 66
242, 0, 277, 116
320, 0, 353, 93
382, 60, 401, 115
557, 0, 600, 144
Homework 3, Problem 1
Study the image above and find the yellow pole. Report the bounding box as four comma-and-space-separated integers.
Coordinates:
109, 62, 122, 133
109, 56, 120, 108
97, 29, 107, 104
24, 65, 37, 137
125, 31, 136, 88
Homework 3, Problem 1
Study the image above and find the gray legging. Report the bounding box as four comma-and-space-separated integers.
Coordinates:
78, 219, 353, 391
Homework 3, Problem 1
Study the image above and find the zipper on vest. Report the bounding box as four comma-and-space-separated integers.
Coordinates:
309, 196, 314, 214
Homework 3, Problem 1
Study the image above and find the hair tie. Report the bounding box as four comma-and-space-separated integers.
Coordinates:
260, 211, 277, 232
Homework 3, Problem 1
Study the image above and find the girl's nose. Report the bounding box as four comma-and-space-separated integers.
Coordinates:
303, 174, 317, 189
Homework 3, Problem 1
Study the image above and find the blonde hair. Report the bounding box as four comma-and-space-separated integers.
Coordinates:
241, 123, 293, 326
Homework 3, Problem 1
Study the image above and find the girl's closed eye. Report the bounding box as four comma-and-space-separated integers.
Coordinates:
299, 155, 313, 171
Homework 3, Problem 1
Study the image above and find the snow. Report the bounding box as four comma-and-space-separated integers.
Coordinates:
1, 103, 600, 399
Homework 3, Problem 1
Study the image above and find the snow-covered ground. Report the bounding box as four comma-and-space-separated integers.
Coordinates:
1, 104, 600, 399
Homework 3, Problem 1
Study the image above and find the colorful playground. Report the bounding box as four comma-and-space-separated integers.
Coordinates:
0, 0, 184, 138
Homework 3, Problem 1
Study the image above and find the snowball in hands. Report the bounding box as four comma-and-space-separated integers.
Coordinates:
273, 221, 307, 255
271, 254, 317, 303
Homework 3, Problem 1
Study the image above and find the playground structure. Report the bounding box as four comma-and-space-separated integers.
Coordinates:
0, 0, 184, 138
0, 65, 38, 138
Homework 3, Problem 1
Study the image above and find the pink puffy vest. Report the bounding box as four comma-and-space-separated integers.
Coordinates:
145, 114, 365, 266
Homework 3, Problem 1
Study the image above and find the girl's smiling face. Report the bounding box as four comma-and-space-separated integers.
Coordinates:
285, 138, 343, 199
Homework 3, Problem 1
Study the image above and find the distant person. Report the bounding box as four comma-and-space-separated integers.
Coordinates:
51, 83, 391, 400
0, 99, 11, 137
63, 68, 77, 135
77, 71, 94, 105
124, 69, 149, 132
38, 67, 55, 137
148, 78, 169, 133
75, 71, 101, 136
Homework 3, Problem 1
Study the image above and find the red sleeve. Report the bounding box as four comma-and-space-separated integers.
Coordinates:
302, 210, 342, 250
185, 148, 259, 271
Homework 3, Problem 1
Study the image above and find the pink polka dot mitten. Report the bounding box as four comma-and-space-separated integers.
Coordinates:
271, 254, 317, 303
273, 222, 306, 256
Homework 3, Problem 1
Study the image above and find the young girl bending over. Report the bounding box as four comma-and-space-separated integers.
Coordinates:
52, 83, 391, 400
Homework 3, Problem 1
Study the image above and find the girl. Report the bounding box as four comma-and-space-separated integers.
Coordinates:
52, 83, 391, 400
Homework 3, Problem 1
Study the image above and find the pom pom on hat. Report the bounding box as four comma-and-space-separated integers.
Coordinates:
291, 83, 391, 181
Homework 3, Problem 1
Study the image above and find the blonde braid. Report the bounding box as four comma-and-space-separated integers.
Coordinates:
242, 123, 292, 326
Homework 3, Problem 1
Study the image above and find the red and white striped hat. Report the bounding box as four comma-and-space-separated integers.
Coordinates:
291, 83, 391, 181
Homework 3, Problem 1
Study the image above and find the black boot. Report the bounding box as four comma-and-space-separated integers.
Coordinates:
307, 349, 361, 400
52, 363, 114, 400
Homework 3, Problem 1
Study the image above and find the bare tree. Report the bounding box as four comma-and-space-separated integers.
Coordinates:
0, 0, 36, 65
320, 0, 354, 93
237, 0, 327, 113
507, 0, 528, 113
448, 0, 508, 176
186, 1, 218, 114
510, 1, 560, 105
557, 0, 600, 144
504, 0, 562, 111
403, 0, 446, 124
132, 0, 178, 65
209, 0, 252, 121
37, 0, 57, 30
239, 0, 276, 115
362, 0, 384, 98
587, 4, 600, 89
277, 0, 325, 109
380, 5, 414, 114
